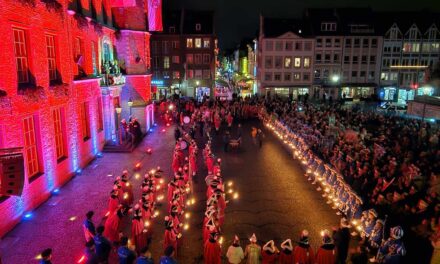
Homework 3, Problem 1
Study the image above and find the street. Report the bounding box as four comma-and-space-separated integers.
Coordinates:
0, 119, 339, 264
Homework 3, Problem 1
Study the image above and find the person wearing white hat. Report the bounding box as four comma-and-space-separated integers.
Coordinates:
226, 235, 245, 264
376, 226, 406, 264
262, 240, 279, 263
294, 230, 315, 264
315, 230, 336, 264
245, 233, 261, 264
279, 239, 294, 264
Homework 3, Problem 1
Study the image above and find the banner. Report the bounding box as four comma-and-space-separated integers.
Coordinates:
148, 0, 163, 31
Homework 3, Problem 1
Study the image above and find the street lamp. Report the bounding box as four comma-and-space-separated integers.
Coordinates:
331, 75, 340, 83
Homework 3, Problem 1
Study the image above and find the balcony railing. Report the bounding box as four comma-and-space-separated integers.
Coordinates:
101, 74, 126, 87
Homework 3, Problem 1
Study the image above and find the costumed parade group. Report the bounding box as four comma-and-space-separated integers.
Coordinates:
36, 96, 438, 264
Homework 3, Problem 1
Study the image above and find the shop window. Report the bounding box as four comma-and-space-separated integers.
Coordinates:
195, 70, 202, 79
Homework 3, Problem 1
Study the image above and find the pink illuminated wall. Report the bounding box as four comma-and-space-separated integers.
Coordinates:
0, 0, 141, 237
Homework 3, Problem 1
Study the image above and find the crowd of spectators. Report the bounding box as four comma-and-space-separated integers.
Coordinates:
263, 98, 439, 263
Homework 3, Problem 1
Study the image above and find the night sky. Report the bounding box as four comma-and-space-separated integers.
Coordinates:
166, 0, 440, 49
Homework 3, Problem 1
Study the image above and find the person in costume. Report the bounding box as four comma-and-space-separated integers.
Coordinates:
108, 186, 120, 215
294, 230, 315, 264
376, 226, 406, 264
315, 230, 337, 264
226, 235, 245, 264
204, 232, 222, 264
278, 239, 294, 264
163, 216, 180, 253
132, 203, 147, 255
104, 206, 128, 243
121, 171, 134, 206
245, 233, 261, 264
261, 240, 279, 264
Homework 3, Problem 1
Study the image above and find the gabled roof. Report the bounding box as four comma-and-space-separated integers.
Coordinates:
375, 11, 440, 35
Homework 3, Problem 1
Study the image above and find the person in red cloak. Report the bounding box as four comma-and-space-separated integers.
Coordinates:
203, 217, 218, 244
204, 232, 221, 264
279, 239, 295, 264
214, 191, 226, 226
131, 203, 147, 255
121, 171, 134, 206
261, 240, 279, 264
163, 216, 179, 253
172, 152, 181, 173
315, 230, 337, 264
108, 186, 120, 215
140, 198, 153, 241
103, 206, 128, 243
294, 230, 315, 264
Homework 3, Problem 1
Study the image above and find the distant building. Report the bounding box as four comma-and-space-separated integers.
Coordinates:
257, 8, 440, 101
258, 17, 315, 98
151, 10, 217, 99
377, 12, 440, 103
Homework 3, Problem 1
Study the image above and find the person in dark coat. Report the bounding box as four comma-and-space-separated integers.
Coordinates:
39, 248, 53, 264
333, 218, 351, 264
84, 240, 99, 264
223, 131, 231, 152
83, 211, 96, 242
174, 127, 181, 142
349, 245, 368, 264
118, 236, 136, 264
136, 247, 154, 264
94, 226, 111, 263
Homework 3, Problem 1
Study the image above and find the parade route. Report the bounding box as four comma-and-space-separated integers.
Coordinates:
0, 119, 340, 264
210, 120, 340, 252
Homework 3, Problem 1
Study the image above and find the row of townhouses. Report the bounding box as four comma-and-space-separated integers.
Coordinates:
150, 10, 218, 100
0, 0, 158, 236
257, 8, 440, 103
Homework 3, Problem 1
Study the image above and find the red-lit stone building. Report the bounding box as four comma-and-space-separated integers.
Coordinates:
0, 0, 158, 237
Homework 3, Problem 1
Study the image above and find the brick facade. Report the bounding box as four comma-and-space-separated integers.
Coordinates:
0, 0, 154, 237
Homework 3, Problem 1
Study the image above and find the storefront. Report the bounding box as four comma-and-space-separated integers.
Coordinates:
417, 86, 435, 96
341, 86, 375, 99
266, 87, 310, 99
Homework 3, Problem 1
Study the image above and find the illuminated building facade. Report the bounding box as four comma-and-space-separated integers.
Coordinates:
0, 0, 158, 236
150, 10, 217, 99
258, 16, 315, 98
377, 12, 440, 103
